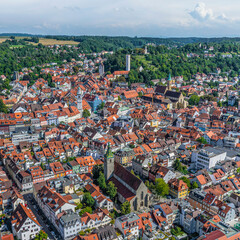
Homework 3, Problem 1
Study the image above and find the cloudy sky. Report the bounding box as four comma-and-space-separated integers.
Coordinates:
0, 0, 239, 37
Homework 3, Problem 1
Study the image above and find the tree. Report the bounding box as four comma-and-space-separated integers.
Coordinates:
75, 202, 83, 210
180, 176, 191, 188
129, 143, 135, 148
145, 180, 150, 189
97, 172, 107, 190
155, 178, 169, 197
82, 192, 95, 207
121, 201, 131, 215
79, 206, 93, 216
218, 101, 223, 107
173, 159, 182, 171
82, 109, 91, 118
197, 137, 207, 144
34, 230, 48, 240
79, 230, 85, 236
237, 168, 240, 173
107, 181, 117, 200
192, 181, 199, 189
98, 102, 105, 110
40, 162, 46, 171
171, 226, 184, 236
116, 76, 126, 82
0, 99, 8, 113
73, 66, 79, 73
188, 95, 200, 105
92, 164, 104, 179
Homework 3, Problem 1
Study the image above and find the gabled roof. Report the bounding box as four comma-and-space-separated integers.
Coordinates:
113, 162, 142, 191
11, 203, 40, 232
155, 86, 167, 94
165, 90, 181, 99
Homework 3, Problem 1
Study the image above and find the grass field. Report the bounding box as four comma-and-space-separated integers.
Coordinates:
135, 55, 157, 71
33, 38, 79, 46
10, 45, 24, 49
0, 38, 9, 43
0, 37, 79, 46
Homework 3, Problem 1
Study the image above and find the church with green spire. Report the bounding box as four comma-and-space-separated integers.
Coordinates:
168, 73, 171, 81
105, 142, 114, 160
154, 73, 188, 109
103, 143, 150, 211
104, 143, 114, 180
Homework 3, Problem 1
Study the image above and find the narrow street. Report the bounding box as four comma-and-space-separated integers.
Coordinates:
23, 193, 60, 240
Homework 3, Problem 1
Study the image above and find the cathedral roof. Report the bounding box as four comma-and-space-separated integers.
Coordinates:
114, 162, 142, 191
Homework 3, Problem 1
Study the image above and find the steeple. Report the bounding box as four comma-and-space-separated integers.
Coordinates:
104, 142, 114, 180
168, 73, 171, 81
105, 142, 114, 159
167, 73, 172, 90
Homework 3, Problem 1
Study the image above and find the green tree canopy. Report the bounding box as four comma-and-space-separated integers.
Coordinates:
107, 181, 117, 200
82, 192, 95, 208
83, 109, 91, 118
188, 95, 200, 105
197, 137, 207, 144
121, 201, 131, 215
155, 178, 169, 197
97, 172, 107, 190
180, 176, 191, 188
173, 159, 188, 174
75, 202, 83, 210
34, 230, 48, 240
192, 181, 199, 189
0, 99, 8, 113
92, 164, 104, 179
79, 206, 93, 216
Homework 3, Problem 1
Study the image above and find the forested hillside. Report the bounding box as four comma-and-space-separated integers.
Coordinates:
105, 43, 240, 85
0, 39, 80, 76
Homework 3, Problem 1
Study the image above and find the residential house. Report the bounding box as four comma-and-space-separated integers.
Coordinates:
168, 178, 188, 199
11, 203, 41, 240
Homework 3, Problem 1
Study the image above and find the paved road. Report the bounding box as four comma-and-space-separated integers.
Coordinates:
23, 193, 59, 240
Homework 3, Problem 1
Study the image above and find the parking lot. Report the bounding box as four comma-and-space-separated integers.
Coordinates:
23, 193, 61, 240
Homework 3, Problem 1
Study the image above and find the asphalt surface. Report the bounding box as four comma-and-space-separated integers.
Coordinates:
23, 193, 60, 240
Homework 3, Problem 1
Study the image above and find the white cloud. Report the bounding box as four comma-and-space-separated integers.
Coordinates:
189, 3, 214, 21
189, 2, 231, 24
217, 13, 228, 21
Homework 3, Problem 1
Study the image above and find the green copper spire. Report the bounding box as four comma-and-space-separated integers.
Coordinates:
168, 73, 171, 81
105, 142, 114, 159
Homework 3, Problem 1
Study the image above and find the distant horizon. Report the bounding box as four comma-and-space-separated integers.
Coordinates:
2, 33, 240, 39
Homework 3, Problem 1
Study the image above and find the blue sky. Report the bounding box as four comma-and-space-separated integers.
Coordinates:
0, 0, 239, 37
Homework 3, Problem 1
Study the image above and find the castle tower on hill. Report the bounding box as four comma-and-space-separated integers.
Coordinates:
144, 46, 148, 54
99, 62, 104, 76
126, 55, 131, 71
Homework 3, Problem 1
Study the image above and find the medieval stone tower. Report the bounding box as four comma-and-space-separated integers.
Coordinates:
104, 143, 114, 180
77, 87, 83, 117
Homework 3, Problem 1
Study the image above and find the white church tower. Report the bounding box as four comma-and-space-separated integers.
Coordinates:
126, 55, 131, 71
77, 87, 83, 117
